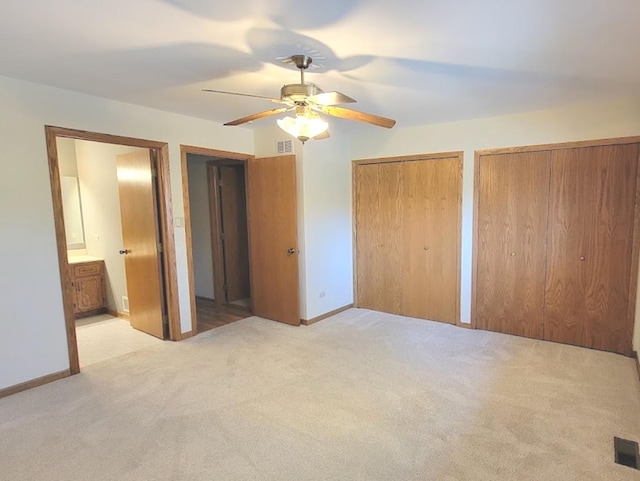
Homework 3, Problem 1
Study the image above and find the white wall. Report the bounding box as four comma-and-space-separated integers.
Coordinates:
351, 96, 640, 350
0, 74, 253, 390
75, 140, 145, 314
186, 154, 215, 299
300, 131, 353, 320
57, 137, 78, 176
253, 125, 353, 320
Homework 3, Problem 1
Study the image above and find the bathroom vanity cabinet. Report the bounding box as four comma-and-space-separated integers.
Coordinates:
70, 260, 106, 316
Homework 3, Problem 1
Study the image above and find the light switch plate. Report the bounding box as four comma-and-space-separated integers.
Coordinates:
174, 216, 184, 228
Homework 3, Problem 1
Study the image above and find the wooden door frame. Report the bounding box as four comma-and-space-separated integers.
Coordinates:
351, 151, 464, 325
45, 125, 181, 375
180, 145, 253, 335
471, 135, 640, 341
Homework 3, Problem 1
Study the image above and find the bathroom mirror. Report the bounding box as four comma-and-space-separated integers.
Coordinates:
61, 176, 86, 249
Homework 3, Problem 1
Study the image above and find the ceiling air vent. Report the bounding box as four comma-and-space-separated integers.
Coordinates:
276, 139, 293, 154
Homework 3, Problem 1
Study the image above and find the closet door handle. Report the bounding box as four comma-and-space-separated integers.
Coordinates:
579, 256, 586, 261
119, 249, 131, 255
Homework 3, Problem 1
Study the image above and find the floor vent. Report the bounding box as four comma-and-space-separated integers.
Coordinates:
276, 139, 293, 154
615, 437, 639, 469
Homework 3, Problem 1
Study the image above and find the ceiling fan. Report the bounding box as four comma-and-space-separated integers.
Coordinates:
203, 54, 396, 143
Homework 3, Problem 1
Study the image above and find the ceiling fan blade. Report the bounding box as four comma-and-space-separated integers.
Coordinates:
313, 130, 331, 140
315, 105, 396, 129
224, 107, 290, 126
307, 91, 356, 105
202, 88, 284, 104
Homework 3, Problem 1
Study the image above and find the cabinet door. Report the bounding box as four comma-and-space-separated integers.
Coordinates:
475, 151, 551, 337
355, 163, 404, 314
76, 275, 105, 312
545, 144, 639, 354
403, 158, 461, 324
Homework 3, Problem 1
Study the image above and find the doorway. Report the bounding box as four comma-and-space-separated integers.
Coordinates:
182, 145, 302, 331
46, 126, 181, 375
182, 147, 252, 333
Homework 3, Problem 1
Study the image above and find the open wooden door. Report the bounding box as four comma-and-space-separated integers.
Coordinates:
116, 150, 165, 339
246, 155, 300, 325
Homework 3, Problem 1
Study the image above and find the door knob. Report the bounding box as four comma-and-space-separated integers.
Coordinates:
510, 252, 516, 256
287, 248, 297, 255
119, 249, 131, 255
423, 246, 429, 251
579, 256, 585, 261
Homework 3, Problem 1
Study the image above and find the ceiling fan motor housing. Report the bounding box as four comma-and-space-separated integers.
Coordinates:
281, 83, 323, 103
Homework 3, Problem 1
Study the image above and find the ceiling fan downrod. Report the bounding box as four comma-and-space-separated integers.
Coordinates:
290, 54, 312, 85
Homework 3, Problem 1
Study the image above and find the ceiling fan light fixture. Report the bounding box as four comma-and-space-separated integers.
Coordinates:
277, 111, 328, 143
205, 55, 396, 132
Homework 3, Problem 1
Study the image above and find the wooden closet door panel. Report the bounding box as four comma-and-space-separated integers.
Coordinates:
403, 158, 461, 323
355, 164, 380, 310
355, 163, 403, 313
475, 151, 550, 337
545, 144, 639, 354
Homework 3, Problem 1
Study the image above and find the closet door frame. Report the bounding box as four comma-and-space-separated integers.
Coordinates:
472, 136, 640, 355
352, 151, 464, 325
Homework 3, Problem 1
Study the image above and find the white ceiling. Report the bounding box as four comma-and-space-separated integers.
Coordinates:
0, 0, 638, 132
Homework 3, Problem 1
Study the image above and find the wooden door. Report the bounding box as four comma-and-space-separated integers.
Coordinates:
116, 150, 165, 339
403, 158, 461, 323
246, 155, 300, 325
219, 165, 251, 303
475, 151, 551, 338
545, 144, 639, 354
355, 162, 404, 313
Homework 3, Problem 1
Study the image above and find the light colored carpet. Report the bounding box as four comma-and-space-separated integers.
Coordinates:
1, 308, 639, 480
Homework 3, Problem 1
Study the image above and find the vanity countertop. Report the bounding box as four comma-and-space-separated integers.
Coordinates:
68, 255, 104, 264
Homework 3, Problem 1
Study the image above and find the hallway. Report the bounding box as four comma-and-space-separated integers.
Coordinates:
195, 297, 251, 333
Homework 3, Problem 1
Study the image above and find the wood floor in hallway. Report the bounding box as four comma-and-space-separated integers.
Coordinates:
196, 296, 251, 333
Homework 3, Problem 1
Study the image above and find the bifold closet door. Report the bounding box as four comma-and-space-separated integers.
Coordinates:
475, 151, 551, 337
355, 163, 404, 314
545, 144, 639, 355
403, 158, 461, 323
